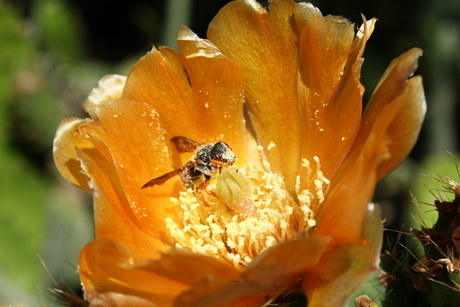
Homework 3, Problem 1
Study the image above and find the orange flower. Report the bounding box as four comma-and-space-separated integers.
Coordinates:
53, 0, 425, 306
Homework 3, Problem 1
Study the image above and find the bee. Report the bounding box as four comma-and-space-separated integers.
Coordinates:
142, 136, 237, 191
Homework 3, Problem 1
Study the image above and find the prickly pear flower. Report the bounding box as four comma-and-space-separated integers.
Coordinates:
53, 0, 425, 306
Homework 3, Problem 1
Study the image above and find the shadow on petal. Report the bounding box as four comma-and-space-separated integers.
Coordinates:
79, 238, 189, 306
243, 235, 331, 288
142, 248, 241, 286
174, 236, 331, 306
304, 204, 382, 307
53, 116, 94, 193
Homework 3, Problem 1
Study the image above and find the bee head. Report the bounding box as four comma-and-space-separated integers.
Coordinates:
211, 142, 236, 165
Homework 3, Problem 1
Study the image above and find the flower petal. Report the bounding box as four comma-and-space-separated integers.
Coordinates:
315, 49, 425, 245
298, 15, 355, 100
176, 25, 252, 165
376, 75, 425, 180
139, 249, 266, 307
76, 145, 169, 257
82, 74, 127, 118
208, 0, 305, 189
79, 238, 188, 306
122, 30, 251, 167
313, 112, 388, 245
242, 235, 331, 288
370, 48, 426, 180
174, 236, 330, 306
53, 75, 127, 193
352, 48, 425, 181
174, 279, 271, 307
304, 204, 382, 307
297, 17, 376, 188
292, 2, 322, 28
53, 116, 93, 193
142, 248, 241, 285
77, 99, 184, 248
122, 46, 197, 138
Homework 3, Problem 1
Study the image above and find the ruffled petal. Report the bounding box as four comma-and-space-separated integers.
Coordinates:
313, 104, 391, 245
315, 49, 425, 245
176, 25, 252, 166
367, 48, 423, 114
82, 74, 127, 118
122, 29, 252, 168
297, 18, 376, 188
349, 48, 425, 181
140, 248, 241, 285
242, 235, 330, 287
52, 74, 131, 193
76, 145, 169, 257
371, 51, 425, 179
208, 0, 305, 190
304, 204, 382, 306
122, 46, 197, 138
77, 99, 182, 247
79, 238, 188, 306
298, 16, 355, 99
292, 2, 322, 28
376, 75, 425, 179
142, 249, 256, 307
53, 116, 94, 193
173, 236, 330, 306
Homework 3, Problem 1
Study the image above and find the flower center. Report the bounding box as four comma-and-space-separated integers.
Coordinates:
165, 147, 330, 269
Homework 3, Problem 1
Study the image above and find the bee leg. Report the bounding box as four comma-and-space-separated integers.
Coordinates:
194, 192, 210, 207
194, 176, 223, 207
197, 177, 220, 198
196, 177, 210, 192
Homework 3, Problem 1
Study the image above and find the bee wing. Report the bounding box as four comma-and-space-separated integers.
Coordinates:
141, 167, 185, 189
170, 136, 202, 153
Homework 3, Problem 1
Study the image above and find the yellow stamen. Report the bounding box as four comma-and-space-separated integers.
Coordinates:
165, 152, 329, 269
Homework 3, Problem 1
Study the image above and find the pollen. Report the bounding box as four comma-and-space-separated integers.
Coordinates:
165, 153, 329, 270
267, 141, 276, 150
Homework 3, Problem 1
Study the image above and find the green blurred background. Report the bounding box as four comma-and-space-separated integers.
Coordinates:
0, 0, 458, 306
